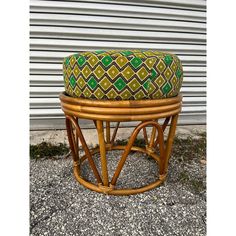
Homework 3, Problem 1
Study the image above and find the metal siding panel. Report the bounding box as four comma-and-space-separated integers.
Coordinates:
30, 38, 206, 54
30, 26, 206, 43
30, 0, 206, 130
30, 1, 206, 22
30, 13, 206, 33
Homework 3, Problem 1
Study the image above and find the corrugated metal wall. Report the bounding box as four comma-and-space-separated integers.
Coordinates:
30, 0, 206, 130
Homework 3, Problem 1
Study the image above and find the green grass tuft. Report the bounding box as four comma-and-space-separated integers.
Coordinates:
30, 142, 69, 159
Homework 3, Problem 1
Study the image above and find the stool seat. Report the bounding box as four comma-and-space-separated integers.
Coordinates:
60, 49, 184, 195
63, 49, 183, 100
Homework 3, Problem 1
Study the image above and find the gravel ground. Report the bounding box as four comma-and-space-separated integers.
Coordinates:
30, 146, 206, 236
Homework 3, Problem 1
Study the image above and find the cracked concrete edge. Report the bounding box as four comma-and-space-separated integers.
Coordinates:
30, 125, 206, 146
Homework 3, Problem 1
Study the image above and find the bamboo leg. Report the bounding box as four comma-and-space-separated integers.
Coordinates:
149, 126, 157, 148
110, 122, 120, 146
106, 121, 111, 144
146, 120, 159, 153
68, 116, 102, 184
162, 117, 170, 131
154, 117, 170, 148
143, 127, 148, 145
97, 121, 109, 186
159, 114, 178, 176
65, 117, 79, 165
74, 117, 79, 160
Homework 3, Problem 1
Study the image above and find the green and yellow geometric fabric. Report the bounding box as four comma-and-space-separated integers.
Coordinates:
63, 50, 183, 100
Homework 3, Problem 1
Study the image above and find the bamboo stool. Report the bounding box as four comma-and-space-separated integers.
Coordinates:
60, 50, 183, 195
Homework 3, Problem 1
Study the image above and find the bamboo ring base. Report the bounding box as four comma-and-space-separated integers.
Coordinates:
60, 92, 182, 195
74, 145, 166, 195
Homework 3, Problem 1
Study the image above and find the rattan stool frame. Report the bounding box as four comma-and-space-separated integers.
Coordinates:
60, 92, 182, 195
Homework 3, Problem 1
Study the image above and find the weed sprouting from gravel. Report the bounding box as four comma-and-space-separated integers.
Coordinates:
30, 142, 69, 160
173, 132, 206, 162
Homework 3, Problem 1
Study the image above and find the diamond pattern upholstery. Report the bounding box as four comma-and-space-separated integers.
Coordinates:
63, 50, 183, 100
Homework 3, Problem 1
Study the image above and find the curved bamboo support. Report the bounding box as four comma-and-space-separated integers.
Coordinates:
111, 120, 164, 186
60, 92, 182, 195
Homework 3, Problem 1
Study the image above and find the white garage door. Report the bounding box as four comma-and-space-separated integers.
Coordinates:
30, 0, 206, 130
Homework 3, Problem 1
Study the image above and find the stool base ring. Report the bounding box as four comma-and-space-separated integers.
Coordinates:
74, 145, 166, 195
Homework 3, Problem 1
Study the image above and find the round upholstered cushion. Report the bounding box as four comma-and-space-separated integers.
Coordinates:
63, 50, 183, 100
